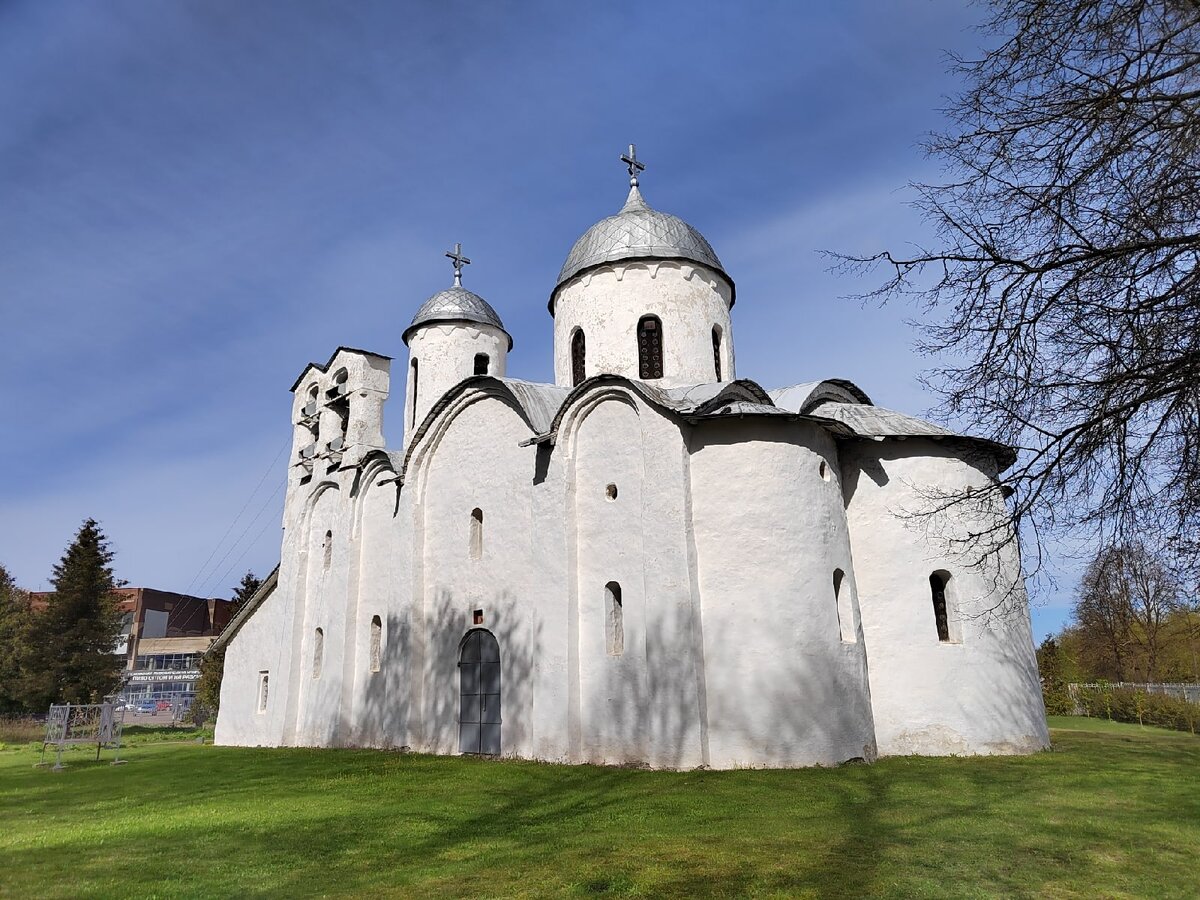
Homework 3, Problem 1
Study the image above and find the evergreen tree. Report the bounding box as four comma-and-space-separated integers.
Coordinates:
25, 519, 124, 708
195, 570, 262, 719
0, 564, 35, 714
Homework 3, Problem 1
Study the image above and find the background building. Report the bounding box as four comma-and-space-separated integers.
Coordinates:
32, 587, 237, 707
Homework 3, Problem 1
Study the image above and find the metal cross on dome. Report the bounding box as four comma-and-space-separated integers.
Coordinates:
621, 144, 645, 187
445, 242, 471, 287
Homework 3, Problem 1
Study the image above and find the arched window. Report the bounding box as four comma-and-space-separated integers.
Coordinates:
470, 508, 483, 560
637, 315, 663, 379
312, 628, 324, 679
323, 530, 332, 570
327, 367, 348, 399
605, 582, 624, 656
571, 329, 586, 386
930, 571, 952, 642
410, 359, 419, 428
474, 353, 489, 376
712, 325, 722, 381
369, 615, 382, 673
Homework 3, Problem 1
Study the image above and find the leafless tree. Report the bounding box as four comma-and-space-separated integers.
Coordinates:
1075, 543, 1179, 680
838, 0, 1200, 579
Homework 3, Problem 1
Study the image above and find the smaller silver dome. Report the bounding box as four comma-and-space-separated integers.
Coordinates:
551, 186, 733, 311
403, 285, 512, 348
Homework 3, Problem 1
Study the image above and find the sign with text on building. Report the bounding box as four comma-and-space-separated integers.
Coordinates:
128, 671, 201, 684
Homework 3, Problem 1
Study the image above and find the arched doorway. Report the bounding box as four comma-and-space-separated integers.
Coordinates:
458, 629, 501, 755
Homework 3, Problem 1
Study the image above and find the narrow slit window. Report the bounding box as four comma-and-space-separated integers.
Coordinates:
474, 353, 489, 376
257, 672, 269, 713
712, 326, 722, 381
637, 315, 663, 379
369, 615, 382, 673
410, 358, 419, 428
930, 572, 951, 642
571, 329, 586, 386
313, 628, 324, 679
323, 530, 333, 570
605, 582, 624, 656
833, 569, 856, 643
470, 508, 484, 560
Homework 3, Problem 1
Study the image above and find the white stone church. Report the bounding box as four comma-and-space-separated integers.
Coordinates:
213, 149, 1049, 768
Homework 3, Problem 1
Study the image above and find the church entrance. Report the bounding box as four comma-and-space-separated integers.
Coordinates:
458, 629, 501, 755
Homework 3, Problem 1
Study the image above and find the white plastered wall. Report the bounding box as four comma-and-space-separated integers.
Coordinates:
405, 391, 551, 759
841, 438, 1049, 756
215, 583, 293, 747
552, 262, 735, 388
564, 391, 705, 768
345, 463, 410, 749
688, 417, 877, 767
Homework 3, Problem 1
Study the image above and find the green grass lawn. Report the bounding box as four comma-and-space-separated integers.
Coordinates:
0, 717, 1196, 898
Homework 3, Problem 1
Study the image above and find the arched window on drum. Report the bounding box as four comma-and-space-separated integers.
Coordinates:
571, 328, 586, 386
637, 315, 663, 379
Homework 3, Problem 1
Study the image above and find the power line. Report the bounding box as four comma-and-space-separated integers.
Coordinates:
195, 479, 285, 599
182, 435, 289, 598
204, 498, 286, 601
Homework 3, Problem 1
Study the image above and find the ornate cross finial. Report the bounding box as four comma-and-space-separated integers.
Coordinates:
621, 143, 645, 187
445, 242, 471, 287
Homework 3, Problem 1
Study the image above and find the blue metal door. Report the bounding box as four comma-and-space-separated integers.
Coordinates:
458, 630, 501, 755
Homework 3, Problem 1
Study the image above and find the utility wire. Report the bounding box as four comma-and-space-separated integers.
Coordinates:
204, 498, 286, 602
182, 435, 290, 598
194, 479, 284, 600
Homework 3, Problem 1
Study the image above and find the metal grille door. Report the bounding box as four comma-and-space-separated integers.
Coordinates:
458, 630, 501, 755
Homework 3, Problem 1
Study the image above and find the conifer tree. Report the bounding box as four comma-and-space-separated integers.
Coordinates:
26, 519, 124, 707
0, 564, 35, 714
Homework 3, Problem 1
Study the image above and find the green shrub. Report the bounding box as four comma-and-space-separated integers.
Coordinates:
1074, 687, 1199, 734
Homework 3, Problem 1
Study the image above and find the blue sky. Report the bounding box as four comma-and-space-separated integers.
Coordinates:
0, 0, 1074, 636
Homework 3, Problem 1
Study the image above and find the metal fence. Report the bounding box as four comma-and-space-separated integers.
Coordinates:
1069, 682, 1200, 704
39, 703, 126, 770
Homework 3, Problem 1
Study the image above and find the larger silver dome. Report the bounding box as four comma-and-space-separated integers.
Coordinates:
403, 285, 512, 348
552, 186, 733, 311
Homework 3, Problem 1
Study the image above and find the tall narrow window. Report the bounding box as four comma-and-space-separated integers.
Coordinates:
930, 572, 951, 642
323, 530, 333, 570
605, 582, 624, 656
712, 326, 722, 381
313, 628, 324, 679
470, 508, 484, 560
257, 672, 269, 712
833, 569, 857, 643
410, 360, 420, 429
474, 353, 489, 375
637, 315, 663, 379
571, 329, 586, 386
369, 615, 382, 673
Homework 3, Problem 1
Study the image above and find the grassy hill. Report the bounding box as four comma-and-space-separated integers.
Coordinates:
0, 717, 1196, 898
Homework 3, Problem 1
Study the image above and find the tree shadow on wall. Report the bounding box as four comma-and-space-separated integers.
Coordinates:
329, 591, 542, 759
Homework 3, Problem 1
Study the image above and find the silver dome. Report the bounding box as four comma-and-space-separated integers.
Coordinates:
403, 285, 512, 348
552, 186, 733, 310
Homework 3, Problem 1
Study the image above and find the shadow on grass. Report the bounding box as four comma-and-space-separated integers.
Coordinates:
1, 722, 1198, 898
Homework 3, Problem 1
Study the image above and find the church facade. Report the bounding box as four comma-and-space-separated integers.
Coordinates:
213, 150, 1049, 768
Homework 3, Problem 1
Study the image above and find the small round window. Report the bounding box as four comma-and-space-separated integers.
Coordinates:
605, 484, 618, 501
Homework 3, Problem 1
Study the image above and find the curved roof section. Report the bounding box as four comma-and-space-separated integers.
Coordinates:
552, 186, 733, 311
403, 286, 512, 349
810, 400, 1017, 470
769, 379, 873, 413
